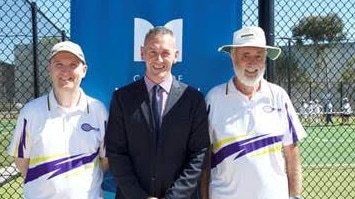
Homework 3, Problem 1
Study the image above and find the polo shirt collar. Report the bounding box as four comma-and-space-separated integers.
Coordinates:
47, 88, 89, 113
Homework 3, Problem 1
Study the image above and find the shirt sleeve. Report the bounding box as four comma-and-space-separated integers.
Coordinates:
8, 109, 30, 158
99, 104, 108, 158
282, 94, 307, 145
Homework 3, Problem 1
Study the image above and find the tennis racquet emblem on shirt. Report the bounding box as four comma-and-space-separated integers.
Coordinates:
262, 105, 282, 113
81, 123, 100, 132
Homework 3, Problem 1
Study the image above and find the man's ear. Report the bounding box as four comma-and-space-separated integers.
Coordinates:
82, 64, 88, 78
140, 46, 145, 60
173, 49, 180, 64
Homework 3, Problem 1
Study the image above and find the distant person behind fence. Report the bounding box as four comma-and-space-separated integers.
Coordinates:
7, 41, 108, 198
307, 100, 315, 123
324, 100, 334, 125
341, 97, 352, 125
301, 99, 309, 122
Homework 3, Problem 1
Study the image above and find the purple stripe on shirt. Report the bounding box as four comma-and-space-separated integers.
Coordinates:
18, 118, 27, 158
285, 103, 299, 143
25, 149, 99, 183
211, 134, 283, 168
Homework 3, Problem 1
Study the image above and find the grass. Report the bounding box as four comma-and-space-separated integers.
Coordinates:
301, 124, 355, 165
0, 177, 23, 199
300, 122, 355, 198
0, 119, 16, 167
0, 118, 20, 198
303, 166, 355, 198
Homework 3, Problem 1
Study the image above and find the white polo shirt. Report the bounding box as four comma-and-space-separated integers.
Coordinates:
8, 89, 107, 199
206, 78, 306, 199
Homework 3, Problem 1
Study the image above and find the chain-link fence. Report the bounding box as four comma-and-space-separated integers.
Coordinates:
1, 0, 354, 198
244, 1, 355, 198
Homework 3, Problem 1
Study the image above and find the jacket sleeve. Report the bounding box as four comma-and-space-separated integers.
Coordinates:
164, 92, 210, 199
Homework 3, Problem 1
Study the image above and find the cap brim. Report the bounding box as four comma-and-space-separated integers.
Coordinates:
218, 45, 282, 60
51, 50, 86, 64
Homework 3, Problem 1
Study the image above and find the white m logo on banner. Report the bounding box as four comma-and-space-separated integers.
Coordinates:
134, 18, 183, 62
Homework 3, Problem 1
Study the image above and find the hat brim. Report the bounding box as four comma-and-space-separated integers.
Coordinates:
218, 45, 282, 60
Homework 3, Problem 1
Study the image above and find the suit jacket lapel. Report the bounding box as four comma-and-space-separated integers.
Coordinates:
141, 100, 153, 131
163, 79, 188, 116
136, 79, 154, 132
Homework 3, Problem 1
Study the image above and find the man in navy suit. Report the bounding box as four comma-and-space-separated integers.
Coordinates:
105, 26, 210, 199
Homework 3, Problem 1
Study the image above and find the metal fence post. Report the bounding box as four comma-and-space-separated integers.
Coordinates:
31, 2, 39, 98
258, 0, 275, 82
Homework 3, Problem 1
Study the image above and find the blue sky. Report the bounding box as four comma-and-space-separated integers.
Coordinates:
0, 0, 69, 62
1, 0, 354, 62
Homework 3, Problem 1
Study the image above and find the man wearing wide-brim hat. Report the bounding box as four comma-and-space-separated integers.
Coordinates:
202, 26, 306, 199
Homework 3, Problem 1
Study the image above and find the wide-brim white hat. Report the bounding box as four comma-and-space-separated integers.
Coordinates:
218, 26, 281, 60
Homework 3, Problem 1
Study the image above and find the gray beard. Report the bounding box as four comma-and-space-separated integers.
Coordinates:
234, 67, 265, 87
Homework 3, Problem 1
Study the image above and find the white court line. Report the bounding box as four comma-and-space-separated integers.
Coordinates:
305, 137, 354, 143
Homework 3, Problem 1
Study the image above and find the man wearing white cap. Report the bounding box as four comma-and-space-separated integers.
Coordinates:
8, 41, 108, 198
202, 26, 306, 199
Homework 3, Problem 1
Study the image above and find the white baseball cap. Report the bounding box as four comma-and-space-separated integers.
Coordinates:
218, 26, 282, 60
50, 41, 86, 64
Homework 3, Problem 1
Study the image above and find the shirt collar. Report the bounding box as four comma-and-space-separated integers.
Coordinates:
47, 88, 89, 113
144, 75, 173, 93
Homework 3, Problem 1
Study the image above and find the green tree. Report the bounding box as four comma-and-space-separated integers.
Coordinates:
38, 37, 62, 50
341, 56, 355, 82
292, 13, 345, 44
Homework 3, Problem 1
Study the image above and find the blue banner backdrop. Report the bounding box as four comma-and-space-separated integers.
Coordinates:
71, 0, 242, 106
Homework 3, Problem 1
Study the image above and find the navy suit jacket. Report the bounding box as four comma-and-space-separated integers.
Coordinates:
105, 78, 210, 199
